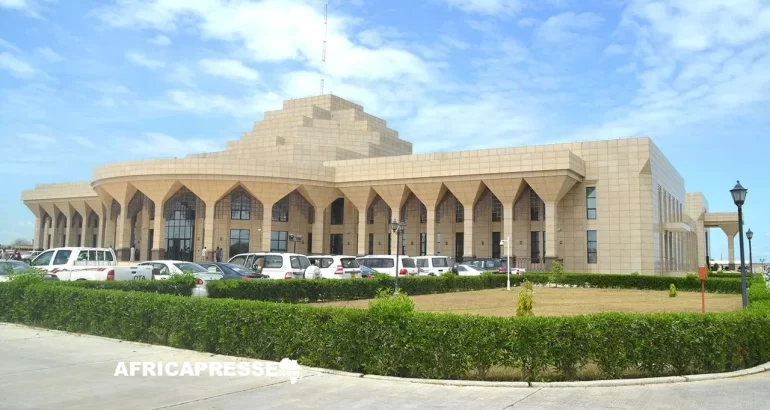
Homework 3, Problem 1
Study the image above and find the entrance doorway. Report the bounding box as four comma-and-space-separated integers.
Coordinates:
165, 189, 197, 261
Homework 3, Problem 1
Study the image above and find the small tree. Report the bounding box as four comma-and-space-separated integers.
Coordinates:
516, 280, 535, 316
550, 260, 565, 287
669, 284, 677, 298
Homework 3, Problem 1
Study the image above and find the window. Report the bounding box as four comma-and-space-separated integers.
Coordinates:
290, 255, 310, 269
330, 233, 343, 254
455, 232, 463, 261
431, 258, 448, 268
530, 190, 540, 221
106, 250, 114, 262
455, 202, 464, 222
52, 250, 72, 266
307, 232, 312, 254
270, 231, 288, 252
388, 233, 392, 254
415, 258, 428, 268
368, 233, 374, 255
492, 198, 503, 222
272, 198, 289, 222
265, 255, 284, 268
586, 187, 597, 219
340, 258, 359, 268
33, 250, 54, 266
229, 255, 247, 266
173, 263, 208, 273
420, 204, 427, 224
587, 230, 598, 264
402, 231, 407, 254
531, 231, 541, 263
367, 206, 375, 224
436, 233, 441, 255
402, 258, 416, 268
231, 191, 251, 220
420, 232, 427, 256
330, 198, 344, 225
230, 229, 250, 257
492, 232, 501, 259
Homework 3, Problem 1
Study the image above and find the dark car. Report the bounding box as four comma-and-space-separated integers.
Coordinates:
0, 259, 59, 281
460, 258, 508, 273
198, 262, 268, 280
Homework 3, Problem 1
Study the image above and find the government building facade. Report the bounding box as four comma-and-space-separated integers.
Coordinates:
21, 95, 739, 274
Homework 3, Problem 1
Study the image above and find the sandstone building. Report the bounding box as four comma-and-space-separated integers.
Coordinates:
21, 95, 739, 274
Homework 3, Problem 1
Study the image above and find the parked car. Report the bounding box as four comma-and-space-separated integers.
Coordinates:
360, 265, 375, 278
355, 255, 419, 277
227, 252, 311, 280
306, 255, 362, 279
30, 247, 152, 281
461, 258, 524, 274
20, 250, 41, 264
0, 259, 59, 281
137, 260, 220, 297
198, 262, 268, 280
413, 256, 453, 276
456, 264, 485, 276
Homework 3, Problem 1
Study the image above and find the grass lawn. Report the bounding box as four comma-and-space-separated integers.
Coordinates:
314, 286, 742, 316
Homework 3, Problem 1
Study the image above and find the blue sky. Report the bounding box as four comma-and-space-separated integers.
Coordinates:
1, 0, 768, 262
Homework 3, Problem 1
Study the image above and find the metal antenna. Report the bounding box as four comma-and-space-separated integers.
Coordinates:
320, 1, 327, 95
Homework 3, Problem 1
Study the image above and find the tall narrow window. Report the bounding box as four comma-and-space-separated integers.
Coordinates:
272, 198, 289, 222
531, 231, 541, 262
420, 204, 427, 224
420, 232, 427, 256
367, 206, 375, 224
231, 190, 251, 220
330, 198, 344, 225
455, 202, 464, 222
230, 229, 250, 256
270, 231, 287, 252
492, 232, 501, 259
492, 198, 503, 222
586, 187, 597, 219
587, 230, 597, 264
368, 233, 374, 255
530, 190, 540, 221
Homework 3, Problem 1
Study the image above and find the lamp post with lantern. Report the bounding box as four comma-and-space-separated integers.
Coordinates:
730, 181, 748, 309
747, 229, 754, 279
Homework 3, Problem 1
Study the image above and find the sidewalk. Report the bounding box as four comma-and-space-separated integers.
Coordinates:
1, 323, 767, 410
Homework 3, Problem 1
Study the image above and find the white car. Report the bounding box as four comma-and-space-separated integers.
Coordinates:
227, 252, 311, 280
456, 264, 485, 276
413, 256, 453, 276
306, 255, 362, 279
30, 247, 152, 281
355, 255, 419, 277
137, 260, 220, 297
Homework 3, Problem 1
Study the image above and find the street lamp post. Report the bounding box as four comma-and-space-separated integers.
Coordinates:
747, 229, 754, 279
760, 258, 766, 275
390, 219, 406, 296
730, 181, 748, 309
288, 234, 303, 253
500, 236, 512, 291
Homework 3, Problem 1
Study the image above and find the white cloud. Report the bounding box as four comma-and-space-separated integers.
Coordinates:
119, 132, 222, 158
149, 34, 171, 46
0, 37, 20, 52
534, 12, 604, 43
0, 0, 51, 18
518, 17, 538, 27
125, 51, 165, 69
0, 52, 36, 78
0, 0, 27, 9
357, 27, 404, 48
157, 89, 284, 118
36, 47, 64, 62
442, 0, 525, 15
603, 43, 626, 55
198, 58, 259, 82
96, 0, 434, 83
167, 64, 195, 87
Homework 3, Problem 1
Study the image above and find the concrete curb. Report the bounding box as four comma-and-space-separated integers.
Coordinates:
2, 323, 769, 388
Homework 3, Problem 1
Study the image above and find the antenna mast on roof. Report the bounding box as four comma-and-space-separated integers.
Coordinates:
320, 1, 328, 95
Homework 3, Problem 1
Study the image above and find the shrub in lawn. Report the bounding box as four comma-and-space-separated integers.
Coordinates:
57, 280, 194, 296
551, 260, 566, 287
523, 273, 740, 294
669, 284, 677, 297
441, 271, 457, 278
748, 275, 770, 304
516, 281, 535, 317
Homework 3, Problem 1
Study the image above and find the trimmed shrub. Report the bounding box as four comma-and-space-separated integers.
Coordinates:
669, 284, 677, 297
523, 273, 741, 294
748, 275, 770, 304
56, 279, 194, 296
1, 283, 768, 382
207, 275, 522, 303
516, 281, 534, 316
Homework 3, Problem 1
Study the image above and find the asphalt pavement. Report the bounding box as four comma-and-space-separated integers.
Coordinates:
0, 323, 766, 410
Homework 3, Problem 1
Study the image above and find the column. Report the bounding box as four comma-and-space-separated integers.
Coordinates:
390, 208, 400, 255
728, 232, 736, 270
462, 204, 474, 258
261, 201, 274, 252
503, 204, 514, 258
151, 211, 165, 260
99, 206, 111, 248
425, 205, 436, 255
312, 217, 324, 254
543, 201, 557, 259
357, 211, 367, 256
64, 212, 77, 247
202, 201, 216, 261
33, 216, 43, 251
115, 210, 132, 261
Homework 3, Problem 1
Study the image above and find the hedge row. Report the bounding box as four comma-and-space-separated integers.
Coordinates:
207, 274, 519, 303
206, 273, 740, 303
1, 281, 768, 381
56, 279, 194, 296
523, 273, 741, 294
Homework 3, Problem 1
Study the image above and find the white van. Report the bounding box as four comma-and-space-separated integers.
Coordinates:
355, 255, 419, 277
30, 247, 152, 281
306, 255, 361, 279
227, 252, 312, 280
413, 256, 453, 276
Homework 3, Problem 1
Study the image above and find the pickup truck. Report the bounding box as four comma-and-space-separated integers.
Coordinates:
30, 247, 153, 281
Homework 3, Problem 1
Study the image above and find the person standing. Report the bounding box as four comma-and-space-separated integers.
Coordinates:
215, 247, 223, 262
130, 244, 136, 262
202, 246, 208, 262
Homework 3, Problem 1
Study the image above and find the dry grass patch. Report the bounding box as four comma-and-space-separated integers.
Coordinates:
314, 286, 742, 316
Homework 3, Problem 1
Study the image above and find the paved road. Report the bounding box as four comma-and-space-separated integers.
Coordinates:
1, 323, 766, 410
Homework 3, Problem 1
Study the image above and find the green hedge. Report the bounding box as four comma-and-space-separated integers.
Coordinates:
522, 273, 741, 294
55, 280, 194, 296
207, 274, 520, 302
1, 282, 768, 382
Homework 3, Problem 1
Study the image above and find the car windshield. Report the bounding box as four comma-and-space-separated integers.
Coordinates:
224, 264, 255, 275
402, 258, 416, 268
173, 263, 208, 273
431, 258, 448, 267
290, 256, 311, 270
340, 258, 359, 268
